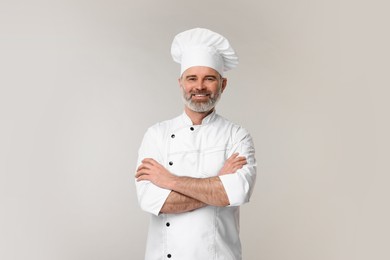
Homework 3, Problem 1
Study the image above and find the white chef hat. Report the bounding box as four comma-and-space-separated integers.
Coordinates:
171, 28, 239, 76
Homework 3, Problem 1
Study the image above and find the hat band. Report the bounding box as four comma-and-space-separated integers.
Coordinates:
180, 47, 224, 76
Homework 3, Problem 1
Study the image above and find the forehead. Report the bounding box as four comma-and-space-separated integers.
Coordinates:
182, 66, 220, 77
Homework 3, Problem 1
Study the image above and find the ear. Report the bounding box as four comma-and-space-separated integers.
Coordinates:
221, 78, 227, 93
178, 77, 182, 88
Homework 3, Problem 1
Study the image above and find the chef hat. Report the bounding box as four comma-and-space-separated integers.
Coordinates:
171, 28, 238, 76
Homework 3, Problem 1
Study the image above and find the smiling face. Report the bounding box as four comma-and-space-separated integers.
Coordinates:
179, 66, 227, 113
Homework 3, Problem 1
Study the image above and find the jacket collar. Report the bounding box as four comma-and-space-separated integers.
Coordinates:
182, 110, 217, 126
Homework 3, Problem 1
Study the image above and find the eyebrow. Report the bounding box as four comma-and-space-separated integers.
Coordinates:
185, 75, 218, 79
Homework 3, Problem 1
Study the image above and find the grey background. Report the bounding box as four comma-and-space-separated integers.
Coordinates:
1, 0, 389, 259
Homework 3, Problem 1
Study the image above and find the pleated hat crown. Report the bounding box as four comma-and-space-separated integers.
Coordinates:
171, 28, 239, 76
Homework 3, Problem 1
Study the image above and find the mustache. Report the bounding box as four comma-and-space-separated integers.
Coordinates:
190, 91, 212, 95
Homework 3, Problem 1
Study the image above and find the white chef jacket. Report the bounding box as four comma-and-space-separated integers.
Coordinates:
135, 111, 257, 260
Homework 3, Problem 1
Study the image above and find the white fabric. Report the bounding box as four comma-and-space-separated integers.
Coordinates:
135, 111, 257, 260
171, 28, 239, 76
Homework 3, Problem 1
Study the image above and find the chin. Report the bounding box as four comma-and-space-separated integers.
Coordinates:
188, 104, 215, 113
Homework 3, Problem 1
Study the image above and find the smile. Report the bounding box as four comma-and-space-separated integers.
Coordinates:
191, 93, 210, 97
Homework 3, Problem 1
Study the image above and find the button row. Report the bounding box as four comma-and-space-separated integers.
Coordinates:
166, 220, 171, 258
170, 127, 196, 139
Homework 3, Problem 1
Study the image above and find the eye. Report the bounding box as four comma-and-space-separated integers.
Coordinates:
205, 77, 216, 81
187, 77, 197, 81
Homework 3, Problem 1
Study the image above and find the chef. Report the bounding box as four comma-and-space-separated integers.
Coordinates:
135, 28, 257, 260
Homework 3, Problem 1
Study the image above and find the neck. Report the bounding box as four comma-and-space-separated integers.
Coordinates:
184, 106, 214, 125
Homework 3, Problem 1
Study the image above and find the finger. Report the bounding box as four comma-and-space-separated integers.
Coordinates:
232, 161, 247, 169
227, 160, 246, 168
136, 175, 151, 182
135, 169, 150, 178
143, 158, 162, 168
141, 158, 154, 165
234, 160, 247, 167
137, 164, 145, 171
137, 164, 151, 172
231, 160, 246, 166
237, 158, 247, 164
135, 171, 143, 178
143, 158, 159, 164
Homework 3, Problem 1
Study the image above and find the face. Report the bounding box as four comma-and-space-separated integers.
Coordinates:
179, 66, 227, 113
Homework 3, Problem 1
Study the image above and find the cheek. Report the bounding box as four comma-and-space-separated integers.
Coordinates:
181, 84, 193, 93
209, 84, 221, 93
180, 86, 191, 97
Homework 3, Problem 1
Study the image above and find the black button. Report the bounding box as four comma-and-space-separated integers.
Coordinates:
171, 134, 175, 138
169, 161, 173, 166
190, 127, 194, 131
167, 254, 172, 258
166, 222, 170, 227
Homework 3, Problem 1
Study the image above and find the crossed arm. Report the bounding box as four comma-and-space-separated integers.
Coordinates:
135, 153, 246, 214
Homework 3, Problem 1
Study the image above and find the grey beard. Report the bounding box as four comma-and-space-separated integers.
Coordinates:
182, 89, 222, 113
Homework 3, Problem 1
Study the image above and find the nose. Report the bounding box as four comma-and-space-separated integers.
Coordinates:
195, 80, 206, 90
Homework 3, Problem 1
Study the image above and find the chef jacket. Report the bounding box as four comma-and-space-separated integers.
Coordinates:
135, 110, 257, 260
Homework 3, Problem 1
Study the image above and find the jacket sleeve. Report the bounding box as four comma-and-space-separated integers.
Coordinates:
218, 127, 257, 206
135, 127, 171, 216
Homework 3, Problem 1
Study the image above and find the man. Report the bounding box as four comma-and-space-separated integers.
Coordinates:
135, 28, 257, 260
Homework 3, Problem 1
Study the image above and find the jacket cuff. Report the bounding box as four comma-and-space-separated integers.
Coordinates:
137, 182, 171, 216
219, 174, 250, 206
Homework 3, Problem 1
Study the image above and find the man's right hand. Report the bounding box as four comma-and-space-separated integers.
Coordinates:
218, 153, 247, 176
